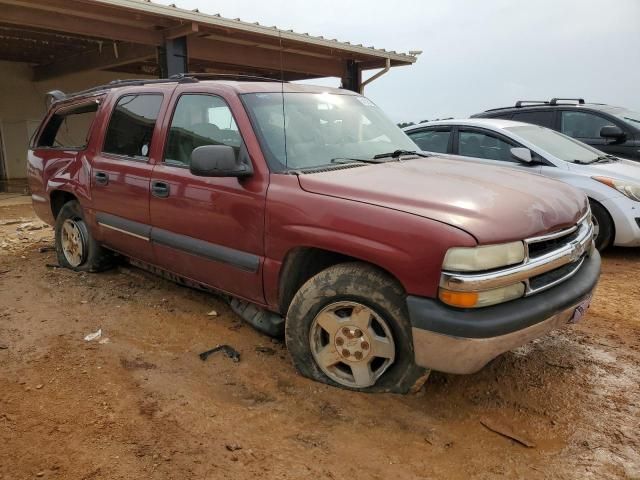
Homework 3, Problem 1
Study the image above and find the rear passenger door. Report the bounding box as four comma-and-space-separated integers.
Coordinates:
452, 127, 542, 174
406, 127, 452, 154
149, 92, 267, 303
90, 90, 169, 264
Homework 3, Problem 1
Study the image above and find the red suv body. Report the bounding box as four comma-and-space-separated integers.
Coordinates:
28, 77, 600, 393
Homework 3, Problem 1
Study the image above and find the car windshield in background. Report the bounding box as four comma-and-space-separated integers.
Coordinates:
505, 125, 602, 164
241, 92, 417, 171
612, 109, 640, 128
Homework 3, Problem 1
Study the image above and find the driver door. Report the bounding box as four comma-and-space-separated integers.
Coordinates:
149, 92, 267, 303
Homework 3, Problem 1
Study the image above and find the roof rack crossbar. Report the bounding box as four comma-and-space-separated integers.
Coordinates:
550, 98, 585, 105
515, 100, 549, 108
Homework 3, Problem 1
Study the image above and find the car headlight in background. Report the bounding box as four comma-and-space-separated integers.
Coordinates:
442, 241, 525, 272
592, 176, 640, 202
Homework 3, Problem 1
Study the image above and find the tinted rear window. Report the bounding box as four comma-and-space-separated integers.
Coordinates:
511, 111, 555, 128
103, 94, 163, 159
37, 102, 99, 149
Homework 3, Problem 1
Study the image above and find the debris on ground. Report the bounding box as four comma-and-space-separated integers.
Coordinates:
480, 418, 536, 448
199, 344, 241, 362
225, 443, 242, 452
0, 344, 8, 350
207, 310, 218, 317
38, 246, 55, 253
255, 345, 276, 355
83, 329, 102, 342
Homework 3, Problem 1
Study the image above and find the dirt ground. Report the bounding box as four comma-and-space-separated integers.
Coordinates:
1, 194, 639, 480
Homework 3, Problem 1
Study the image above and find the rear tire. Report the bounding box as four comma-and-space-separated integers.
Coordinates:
589, 200, 613, 251
285, 262, 429, 393
54, 200, 113, 272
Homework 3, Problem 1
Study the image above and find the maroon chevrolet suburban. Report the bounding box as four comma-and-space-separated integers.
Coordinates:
28, 75, 600, 393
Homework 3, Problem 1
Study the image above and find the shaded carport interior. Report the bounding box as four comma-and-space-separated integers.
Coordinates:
0, 0, 418, 185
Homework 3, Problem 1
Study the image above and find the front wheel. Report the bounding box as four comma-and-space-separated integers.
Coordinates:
590, 200, 614, 251
54, 200, 113, 272
285, 262, 429, 393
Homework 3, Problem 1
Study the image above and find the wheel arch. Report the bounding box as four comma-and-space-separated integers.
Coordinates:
50, 190, 79, 220
277, 246, 405, 315
588, 196, 616, 245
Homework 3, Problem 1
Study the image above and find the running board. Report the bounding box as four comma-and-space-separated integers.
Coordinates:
125, 258, 284, 337
228, 297, 285, 337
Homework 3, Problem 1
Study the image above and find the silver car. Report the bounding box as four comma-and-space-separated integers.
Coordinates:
404, 118, 640, 250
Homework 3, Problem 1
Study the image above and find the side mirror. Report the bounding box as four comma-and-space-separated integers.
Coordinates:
599, 125, 626, 141
510, 147, 533, 164
190, 145, 253, 177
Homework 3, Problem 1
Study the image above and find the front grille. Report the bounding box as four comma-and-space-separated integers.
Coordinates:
527, 228, 581, 258
528, 256, 585, 292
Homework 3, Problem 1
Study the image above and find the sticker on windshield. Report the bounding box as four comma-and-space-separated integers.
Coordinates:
356, 96, 376, 107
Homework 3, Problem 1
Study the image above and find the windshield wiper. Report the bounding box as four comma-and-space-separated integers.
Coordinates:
594, 155, 619, 163
330, 157, 385, 164
372, 149, 432, 160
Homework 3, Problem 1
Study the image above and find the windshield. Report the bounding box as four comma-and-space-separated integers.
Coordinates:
612, 109, 640, 128
505, 124, 604, 164
241, 92, 418, 171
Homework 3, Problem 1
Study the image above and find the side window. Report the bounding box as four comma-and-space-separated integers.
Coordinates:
103, 94, 163, 159
458, 130, 515, 162
407, 128, 450, 153
37, 102, 99, 149
511, 111, 555, 129
561, 111, 615, 139
165, 94, 241, 166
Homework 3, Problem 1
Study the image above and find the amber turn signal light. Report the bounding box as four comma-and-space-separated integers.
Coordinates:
439, 289, 479, 308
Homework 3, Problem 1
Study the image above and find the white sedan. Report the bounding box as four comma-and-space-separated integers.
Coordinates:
404, 118, 640, 250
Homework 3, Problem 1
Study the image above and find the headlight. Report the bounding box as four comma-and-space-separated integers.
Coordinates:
439, 283, 525, 308
442, 241, 525, 272
592, 176, 640, 202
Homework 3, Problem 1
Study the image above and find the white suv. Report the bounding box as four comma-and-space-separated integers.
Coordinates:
405, 118, 640, 250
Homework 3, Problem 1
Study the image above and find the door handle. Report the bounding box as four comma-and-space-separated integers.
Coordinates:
151, 181, 170, 198
95, 171, 109, 186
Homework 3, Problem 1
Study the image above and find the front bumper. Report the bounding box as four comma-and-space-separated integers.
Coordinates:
408, 249, 601, 374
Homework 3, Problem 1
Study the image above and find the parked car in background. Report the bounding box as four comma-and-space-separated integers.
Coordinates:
28, 76, 600, 393
405, 118, 640, 250
471, 98, 640, 161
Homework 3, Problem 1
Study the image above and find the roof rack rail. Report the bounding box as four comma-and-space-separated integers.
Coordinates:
515, 100, 549, 108
170, 73, 286, 83
47, 73, 287, 106
47, 76, 198, 105
550, 98, 585, 105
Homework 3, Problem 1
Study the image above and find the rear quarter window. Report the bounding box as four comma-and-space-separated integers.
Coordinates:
36, 101, 100, 149
511, 111, 555, 129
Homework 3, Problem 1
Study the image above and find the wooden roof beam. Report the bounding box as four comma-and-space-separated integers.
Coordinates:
188, 36, 345, 78
2, 3, 164, 46
33, 43, 156, 81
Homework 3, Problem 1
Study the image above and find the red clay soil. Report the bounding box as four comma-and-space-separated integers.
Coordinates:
1, 199, 638, 479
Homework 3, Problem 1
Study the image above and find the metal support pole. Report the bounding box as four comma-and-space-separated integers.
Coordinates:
158, 36, 188, 77
341, 60, 361, 93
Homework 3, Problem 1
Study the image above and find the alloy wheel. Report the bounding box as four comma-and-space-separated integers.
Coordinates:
309, 301, 396, 388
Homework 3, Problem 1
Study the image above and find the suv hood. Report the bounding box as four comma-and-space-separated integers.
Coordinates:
297, 158, 588, 244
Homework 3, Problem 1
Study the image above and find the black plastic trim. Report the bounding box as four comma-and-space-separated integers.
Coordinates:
150, 227, 260, 273
95, 212, 259, 272
407, 249, 601, 339
96, 212, 150, 239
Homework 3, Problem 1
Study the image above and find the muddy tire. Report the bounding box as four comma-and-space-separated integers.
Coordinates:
54, 200, 113, 272
285, 262, 429, 393
590, 200, 614, 251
